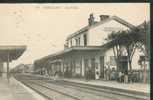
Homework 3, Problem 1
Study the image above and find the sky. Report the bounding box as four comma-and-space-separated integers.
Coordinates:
0, 3, 150, 69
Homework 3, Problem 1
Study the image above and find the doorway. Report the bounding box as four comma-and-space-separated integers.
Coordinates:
100, 56, 104, 79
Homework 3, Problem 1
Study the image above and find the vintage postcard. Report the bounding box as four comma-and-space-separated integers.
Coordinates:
0, 3, 150, 100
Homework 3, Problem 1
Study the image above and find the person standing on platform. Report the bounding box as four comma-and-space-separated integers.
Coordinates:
106, 68, 110, 81
118, 71, 123, 82
124, 70, 128, 83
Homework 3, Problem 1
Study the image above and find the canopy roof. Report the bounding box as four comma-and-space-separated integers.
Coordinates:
0, 45, 26, 62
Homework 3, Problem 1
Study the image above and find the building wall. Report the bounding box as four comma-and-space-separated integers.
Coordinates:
131, 48, 149, 70
88, 20, 130, 46
132, 49, 141, 70
41, 48, 149, 79
67, 20, 130, 48
56, 51, 101, 78
104, 48, 117, 69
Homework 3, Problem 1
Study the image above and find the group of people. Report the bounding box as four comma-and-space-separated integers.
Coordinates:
118, 71, 128, 83
104, 67, 146, 83
47, 66, 148, 83
104, 67, 117, 81
84, 67, 129, 82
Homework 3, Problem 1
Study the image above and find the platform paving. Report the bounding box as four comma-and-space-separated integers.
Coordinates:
62, 78, 150, 94
25, 74, 150, 94
35, 74, 150, 94
0, 76, 46, 100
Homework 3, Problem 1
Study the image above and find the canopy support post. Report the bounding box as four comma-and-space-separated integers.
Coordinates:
7, 51, 10, 83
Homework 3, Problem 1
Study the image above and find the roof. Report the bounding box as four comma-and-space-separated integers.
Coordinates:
48, 59, 62, 64
137, 21, 150, 29
0, 45, 26, 62
0, 45, 26, 50
66, 15, 136, 40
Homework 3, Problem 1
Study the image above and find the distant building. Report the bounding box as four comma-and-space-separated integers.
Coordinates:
12, 64, 34, 74
12, 64, 25, 73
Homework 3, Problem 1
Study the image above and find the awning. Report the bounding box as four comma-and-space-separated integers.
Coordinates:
48, 59, 62, 64
0, 45, 26, 62
35, 46, 101, 62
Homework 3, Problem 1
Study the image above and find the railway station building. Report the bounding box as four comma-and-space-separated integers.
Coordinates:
34, 14, 149, 81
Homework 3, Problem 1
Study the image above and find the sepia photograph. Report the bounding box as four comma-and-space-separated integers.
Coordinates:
0, 3, 150, 100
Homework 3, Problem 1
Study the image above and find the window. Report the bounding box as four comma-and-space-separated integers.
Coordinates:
75, 37, 80, 46
78, 37, 80, 46
91, 58, 95, 69
139, 56, 146, 62
67, 41, 69, 47
75, 60, 81, 74
84, 59, 89, 70
75, 38, 78, 46
70, 40, 72, 47
83, 34, 87, 46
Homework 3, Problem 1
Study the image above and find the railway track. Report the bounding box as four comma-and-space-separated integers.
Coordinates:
18, 79, 81, 100
14, 74, 150, 100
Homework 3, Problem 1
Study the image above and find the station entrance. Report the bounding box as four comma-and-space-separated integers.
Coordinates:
118, 56, 128, 73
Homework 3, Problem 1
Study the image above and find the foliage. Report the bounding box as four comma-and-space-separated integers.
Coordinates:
106, 21, 149, 71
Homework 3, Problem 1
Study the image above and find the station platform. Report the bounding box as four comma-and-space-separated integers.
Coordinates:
32, 74, 150, 94
0, 76, 46, 100
62, 78, 150, 94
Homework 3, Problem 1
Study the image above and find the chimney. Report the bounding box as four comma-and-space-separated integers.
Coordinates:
88, 13, 95, 26
99, 15, 109, 21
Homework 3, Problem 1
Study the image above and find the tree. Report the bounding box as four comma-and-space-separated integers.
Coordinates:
106, 21, 150, 82
106, 31, 125, 71
106, 28, 144, 71
136, 21, 150, 83
118, 30, 140, 71
136, 21, 150, 59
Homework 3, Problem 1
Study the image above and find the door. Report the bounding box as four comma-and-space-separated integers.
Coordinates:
84, 59, 89, 77
119, 56, 128, 73
91, 58, 95, 79
100, 56, 104, 79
